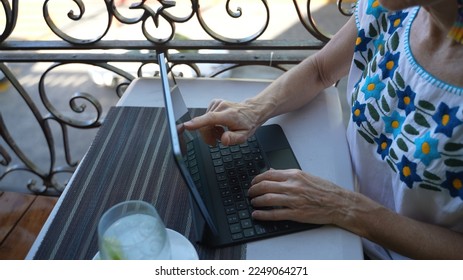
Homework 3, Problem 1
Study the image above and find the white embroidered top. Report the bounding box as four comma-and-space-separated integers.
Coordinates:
346, 0, 463, 259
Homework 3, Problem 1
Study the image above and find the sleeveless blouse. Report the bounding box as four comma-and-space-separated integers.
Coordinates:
346, 0, 463, 259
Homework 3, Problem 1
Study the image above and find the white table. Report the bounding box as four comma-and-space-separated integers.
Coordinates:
28, 77, 362, 260
118, 77, 363, 260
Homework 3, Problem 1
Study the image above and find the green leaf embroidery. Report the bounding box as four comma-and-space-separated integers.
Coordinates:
369, 22, 378, 37
389, 148, 399, 161
367, 122, 378, 136
391, 32, 399, 51
381, 15, 388, 32
367, 103, 380, 121
423, 170, 441, 181
368, 48, 373, 62
371, 57, 377, 73
358, 130, 374, 144
381, 95, 390, 112
386, 159, 397, 172
380, 44, 386, 56
362, 67, 368, 78
444, 159, 463, 167
397, 138, 409, 152
444, 142, 463, 152
354, 59, 365, 71
419, 184, 442, 192
387, 82, 396, 98
395, 72, 405, 89
414, 112, 430, 128
418, 100, 436, 111
404, 124, 419, 135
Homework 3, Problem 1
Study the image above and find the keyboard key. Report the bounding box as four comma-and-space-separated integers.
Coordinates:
241, 219, 253, 229
231, 233, 243, 240
254, 224, 267, 235
215, 166, 225, 174
241, 147, 251, 154
232, 153, 242, 159
217, 173, 227, 181
243, 228, 255, 237
221, 189, 231, 197
225, 206, 236, 215
234, 193, 244, 201
236, 201, 247, 210
221, 148, 231, 156
227, 214, 239, 224
189, 165, 199, 175
223, 197, 233, 206
230, 223, 242, 234
238, 209, 250, 219
218, 181, 229, 189
212, 159, 223, 166
189, 158, 197, 167
223, 155, 233, 163
231, 185, 241, 193
211, 152, 221, 159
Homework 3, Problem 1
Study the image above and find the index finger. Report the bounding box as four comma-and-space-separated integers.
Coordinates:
183, 111, 226, 131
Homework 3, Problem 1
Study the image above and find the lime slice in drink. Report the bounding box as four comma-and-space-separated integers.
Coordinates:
102, 237, 124, 260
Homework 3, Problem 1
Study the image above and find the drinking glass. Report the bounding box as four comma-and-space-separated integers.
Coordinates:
97, 200, 171, 260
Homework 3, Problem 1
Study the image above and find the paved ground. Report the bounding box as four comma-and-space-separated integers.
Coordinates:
0, 1, 351, 193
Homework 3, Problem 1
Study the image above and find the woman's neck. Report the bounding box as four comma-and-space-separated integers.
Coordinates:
422, 1, 458, 36
410, 5, 463, 87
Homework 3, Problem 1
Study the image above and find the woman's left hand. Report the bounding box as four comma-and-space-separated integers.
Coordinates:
248, 169, 354, 226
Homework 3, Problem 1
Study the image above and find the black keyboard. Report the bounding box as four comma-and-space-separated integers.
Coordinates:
184, 137, 306, 242
209, 137, 265, 240
208, 137, 300, 241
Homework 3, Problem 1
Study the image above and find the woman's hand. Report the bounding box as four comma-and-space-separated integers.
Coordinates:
184, 98, 264, 146
248, 169, 355, 226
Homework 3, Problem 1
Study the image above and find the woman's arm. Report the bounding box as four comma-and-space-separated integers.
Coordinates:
245, 16, 358, 123
184, 16, 358, 146
249, 169, 463, 259
347, 192, 463, 259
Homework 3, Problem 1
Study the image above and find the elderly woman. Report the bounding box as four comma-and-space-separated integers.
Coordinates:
184, 0, 463, 259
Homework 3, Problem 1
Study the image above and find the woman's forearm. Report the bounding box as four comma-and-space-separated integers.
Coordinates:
244, 16, 357, 124
342, 192, 463, 259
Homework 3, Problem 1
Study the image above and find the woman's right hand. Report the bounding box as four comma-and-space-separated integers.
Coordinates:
183, 98, 264, 146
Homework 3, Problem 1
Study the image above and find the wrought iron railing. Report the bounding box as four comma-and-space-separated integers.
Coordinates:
0, 0, 352, 196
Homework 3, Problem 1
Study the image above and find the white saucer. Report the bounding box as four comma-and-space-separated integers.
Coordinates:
93, 228, 198, 260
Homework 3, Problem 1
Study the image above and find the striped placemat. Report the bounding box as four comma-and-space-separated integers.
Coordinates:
32, 106, 245, 260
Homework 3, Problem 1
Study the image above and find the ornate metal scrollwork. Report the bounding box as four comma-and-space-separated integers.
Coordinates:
43, 0, 113, 44
0, 0, 350, 195
0, 0, 17, 42
196, 0, 270, 44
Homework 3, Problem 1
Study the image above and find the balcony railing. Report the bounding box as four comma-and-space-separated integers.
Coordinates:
0, 0, 352, 196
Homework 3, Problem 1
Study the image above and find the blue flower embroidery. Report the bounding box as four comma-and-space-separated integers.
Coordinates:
366, 0, 387, 18
396, 156, 422, 188
383, 111, 405, 138
432, 103, 463, 137
374, 34, 385, 54
414, 132, 440, 166
378, 51, 400, 79
374, 134, 392, 159
355, 29, 372, 52
396, 86, 416, 115
442, 171, 463, 200
361, 74, 386, 100
387, 11, 409, 34
352, 101, 367, 126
